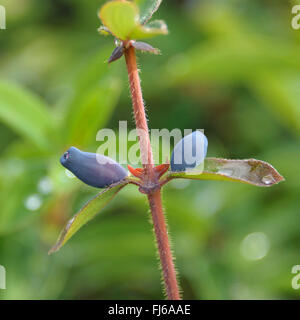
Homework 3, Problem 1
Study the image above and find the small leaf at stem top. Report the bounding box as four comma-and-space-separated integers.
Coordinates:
130, 19, 168, 39
49, 181, 128, 254
167, 158, 284, 187
134, 0, 163, 25
99, 1, 167, 40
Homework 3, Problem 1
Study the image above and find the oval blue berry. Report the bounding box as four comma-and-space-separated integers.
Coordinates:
60, 147, 128, 188
170, 131, 208, 172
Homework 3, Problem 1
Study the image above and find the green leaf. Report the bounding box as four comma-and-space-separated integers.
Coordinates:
62, 47, 123, 146
249, 73, 300, 135
99, 1, 138, 40
167, 158, 284, 187
130, 19, 168, 39
67, 46, 118, 96
0, 169, 41, 234
164, 37, 300, 86
135, 0, 163, 24
49, 181, 129, 254
98, 25, 112, 36
65, 77, 122, 146
0, 80, 56, 150
99, 1, 167, 40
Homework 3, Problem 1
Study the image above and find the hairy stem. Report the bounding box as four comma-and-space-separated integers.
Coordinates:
124, 45, 154, 176
124, 45, 181, 300
147, 190, 181, 300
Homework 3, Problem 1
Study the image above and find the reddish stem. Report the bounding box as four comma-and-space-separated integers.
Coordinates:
147, 190, 181, 300
124, 45, 181, 300
124, 45, 154, 176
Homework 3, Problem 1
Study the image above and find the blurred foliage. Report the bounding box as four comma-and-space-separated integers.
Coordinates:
0, 0, 299, 299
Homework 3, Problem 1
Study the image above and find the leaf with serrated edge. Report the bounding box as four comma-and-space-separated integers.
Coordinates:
135, 0, 163, 25
131, 19, 168, 39
49, 181, 128, 254
167, 158, 284, 187
145, 19, 168, 31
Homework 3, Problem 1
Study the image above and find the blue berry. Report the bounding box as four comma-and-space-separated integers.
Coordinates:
170, 131, 208, 172
60, 147, 127, 188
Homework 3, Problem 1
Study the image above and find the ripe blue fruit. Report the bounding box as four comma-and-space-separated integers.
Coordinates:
60, 147, 128, 188
170, 131, 208, 172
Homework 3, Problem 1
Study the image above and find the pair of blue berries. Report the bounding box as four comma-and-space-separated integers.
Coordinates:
60, 131, 208, 188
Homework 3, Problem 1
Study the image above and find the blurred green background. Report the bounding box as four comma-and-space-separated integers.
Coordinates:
0, 0, 299, 299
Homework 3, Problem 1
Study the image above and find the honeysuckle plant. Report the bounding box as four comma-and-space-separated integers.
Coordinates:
49, 0, 284, 300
